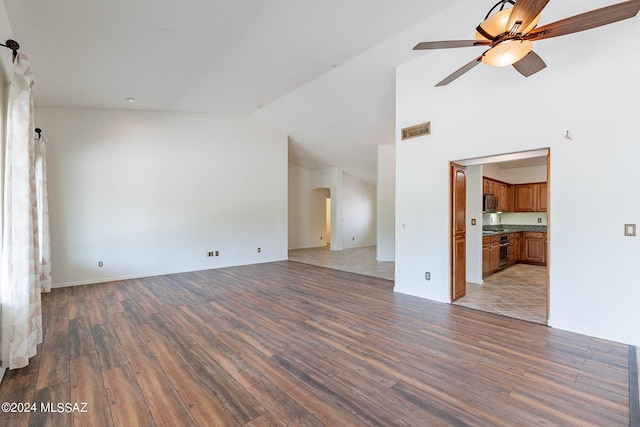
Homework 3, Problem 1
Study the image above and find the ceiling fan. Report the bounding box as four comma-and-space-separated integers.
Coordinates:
413, 0, 640, 86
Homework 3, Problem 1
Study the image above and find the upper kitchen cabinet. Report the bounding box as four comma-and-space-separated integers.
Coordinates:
483, 177, 511, 212
483, 178, 496, 196
497, 183, 510, 212
536, 183, 547, 212
514, 184, 534, 211
514, 183, 547, 212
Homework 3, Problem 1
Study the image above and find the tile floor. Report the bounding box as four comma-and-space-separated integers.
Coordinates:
288, 245, 394, 282
454, 263, 548, 325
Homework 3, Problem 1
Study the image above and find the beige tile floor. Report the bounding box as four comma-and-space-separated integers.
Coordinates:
454, 263, 548, 325
288, 245, 394, 281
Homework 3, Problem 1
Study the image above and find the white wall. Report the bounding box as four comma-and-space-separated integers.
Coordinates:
483, 164, 546, 184
377, 145, 395, 261
466, 165, 483, 284
343, 172, 376, 248
288, 164, 377, 250
36, 108, 288, 287
500, 212, 547, 226
396, 4, 640, 346
501, 165, 546, 184
288, 164, 337, 250
310, 188, 330, 246
288, 163, 315, 249
310, 167, 344, 250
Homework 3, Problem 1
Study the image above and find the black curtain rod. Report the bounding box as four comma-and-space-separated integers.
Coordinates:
1, 39, 20, 62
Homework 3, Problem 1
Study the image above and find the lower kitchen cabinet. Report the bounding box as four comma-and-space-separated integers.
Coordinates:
482, 236, 500, 277
483, 231, 545, 278
523, 232, 545, 265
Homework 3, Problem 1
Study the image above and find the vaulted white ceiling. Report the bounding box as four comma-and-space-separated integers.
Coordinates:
1, 0, 633, 183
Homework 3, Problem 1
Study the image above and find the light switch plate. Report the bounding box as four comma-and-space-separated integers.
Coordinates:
625, 224, 636, 237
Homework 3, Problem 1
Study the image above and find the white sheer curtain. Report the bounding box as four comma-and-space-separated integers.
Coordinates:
36, 134, 51, 293
1, 53, 48, 370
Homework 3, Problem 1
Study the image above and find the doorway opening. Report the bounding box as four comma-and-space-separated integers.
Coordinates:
450, 149, 550, 324
325, 197, 331, 245
311, 187, 331, 247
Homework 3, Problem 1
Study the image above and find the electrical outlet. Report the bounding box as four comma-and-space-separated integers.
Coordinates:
98, 261, 103, 267
207, 251, 214, 257
257, 247, 262, 253
425, 272, 430, 281
215, 250, 219, 256
538, 217, 542, 223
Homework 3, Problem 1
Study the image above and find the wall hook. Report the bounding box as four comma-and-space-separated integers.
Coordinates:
565, 130, 573, 141
1, 39, 20, 63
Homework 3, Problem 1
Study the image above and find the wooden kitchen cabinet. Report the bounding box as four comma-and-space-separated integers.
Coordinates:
514, 183, 547, 212
514, 184, 535, 212
507, 185, 515, 212
497, 183, 509, 211
483, 177, 511, 212
485, 178, 546, 213
536, 183, 547, 212
483, 178, 495, 195
523, 232, 545, 265
482, 235, 500, 277
482, 237, 491, 276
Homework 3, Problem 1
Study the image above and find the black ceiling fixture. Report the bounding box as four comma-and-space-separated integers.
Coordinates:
413, 0, 640, 86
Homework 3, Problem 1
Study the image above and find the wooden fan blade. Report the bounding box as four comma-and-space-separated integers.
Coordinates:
513, 51, 547, 77
435, 56, 483, 87
526, 0, 640, 41
413, 40, 491, 50
506, 0, 551, 34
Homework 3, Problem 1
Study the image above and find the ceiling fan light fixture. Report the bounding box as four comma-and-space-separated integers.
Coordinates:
475, 7, 542, 40
482, 39, 533, 67
414, 0, 640, 86
475, 8, 512, 40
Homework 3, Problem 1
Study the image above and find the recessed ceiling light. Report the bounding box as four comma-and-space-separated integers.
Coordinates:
125, 97, 135, 103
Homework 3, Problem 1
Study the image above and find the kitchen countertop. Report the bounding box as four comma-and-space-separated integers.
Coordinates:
482, 225, 547, 236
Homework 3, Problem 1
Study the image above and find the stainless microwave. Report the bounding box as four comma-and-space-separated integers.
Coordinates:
483, 194, 498, 213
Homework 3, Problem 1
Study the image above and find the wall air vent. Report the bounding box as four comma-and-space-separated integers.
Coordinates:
401, 121, 431, 141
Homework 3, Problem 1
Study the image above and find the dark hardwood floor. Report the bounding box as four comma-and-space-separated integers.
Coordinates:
0, 261, 632, 426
